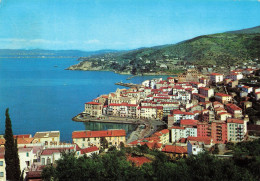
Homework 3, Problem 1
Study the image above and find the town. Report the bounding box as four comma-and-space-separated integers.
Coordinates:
1, 62, 260, 180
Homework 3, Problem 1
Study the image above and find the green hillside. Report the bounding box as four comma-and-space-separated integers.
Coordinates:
69, 25, 260, 74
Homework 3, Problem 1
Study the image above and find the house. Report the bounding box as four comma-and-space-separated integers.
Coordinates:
127, 137, 163, 150
187, 137, 213, 155
152, 129, 170, 144
170, 126, 186, 143
40, 147, 75, 165
255, 92, 260, 100
210, 73, 223, 83
78, 146, 99, 157
199, 87, 214, 98
229, 73, 243, 81
161, 145, 187, 158
168, 110, 194, 125
241, 86, 253, 93
85, 101, 103, 117
33, 131, 60, 146
227, 118, 246, 142
180, 119, 198, 137
127, 156, 152, 166
218, 112, 232, 121
18, 147, 35, 173
72, 130, 126, 149
225, 103, 243, 119
215, 93, 232, 104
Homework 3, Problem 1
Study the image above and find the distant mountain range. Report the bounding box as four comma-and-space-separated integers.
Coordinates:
0, 49, 119, 58
68, 25, 260, 74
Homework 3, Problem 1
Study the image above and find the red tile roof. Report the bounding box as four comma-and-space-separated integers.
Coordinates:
161, 145, 187, 154
226, 103, 242, 111
180, 119, 198, 126
127, 156, 152, 166
170, 126, 185, 130
41, 147, 74, 155
80, 146, 99, 154
187, 136, 212, 145
211, 73, 222, 76
227, 118, 244, 124
72, 130, 126, 139
13, 134, 32, 138
85, 101, 102, 105
215, 93, 231, 97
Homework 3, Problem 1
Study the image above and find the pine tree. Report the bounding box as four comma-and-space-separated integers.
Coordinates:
4, 108, 21, 180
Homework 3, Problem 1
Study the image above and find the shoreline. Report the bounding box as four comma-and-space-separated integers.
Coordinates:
72, 113, 166, 143
66, 67, 180, 76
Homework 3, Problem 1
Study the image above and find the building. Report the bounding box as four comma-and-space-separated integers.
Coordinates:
225, 103, 243, 119
210, 73, 223, 83
18, 147, 35, 173
215, 93, 232, 104
230, 73, 243, 81
85, 101, 103, 117
33, 131, 60, 146
161, 145, 187, 158
187, 137, 213, 155
152, 129, 170, 144
227, 118, 246, 142
40, 147, 75, 165
199, 87, 214, 98
72, 130, 126, 149
168, 110, 194, 125
170, 126, 186, 142
0, 148, 5, 181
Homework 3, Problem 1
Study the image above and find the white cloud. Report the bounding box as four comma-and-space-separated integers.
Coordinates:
83, 39, 100, 44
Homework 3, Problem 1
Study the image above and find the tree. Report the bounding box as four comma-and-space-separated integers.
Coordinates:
4, 108, 21, 180
100, 137, 108, 150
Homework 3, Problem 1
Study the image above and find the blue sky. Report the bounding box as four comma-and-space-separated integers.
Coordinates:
0, 0, 259, 51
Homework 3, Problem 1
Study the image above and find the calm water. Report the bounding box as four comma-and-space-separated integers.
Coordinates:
0, 58, 170, 141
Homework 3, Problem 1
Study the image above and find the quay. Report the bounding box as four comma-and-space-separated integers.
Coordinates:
115, 82, 140, 88
72, 113, 142, 125
72, 113, 166, 143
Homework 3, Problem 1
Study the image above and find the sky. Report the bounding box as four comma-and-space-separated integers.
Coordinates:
0, 0, 259, 51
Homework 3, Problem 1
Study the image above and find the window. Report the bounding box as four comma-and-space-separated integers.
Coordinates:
26, 152, 29, 157
0, 172, 3, 177
83, 138, 85, 141
0, 161, 3, 166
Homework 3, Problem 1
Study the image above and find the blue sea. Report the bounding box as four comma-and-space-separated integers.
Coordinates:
0, 58, 170, 141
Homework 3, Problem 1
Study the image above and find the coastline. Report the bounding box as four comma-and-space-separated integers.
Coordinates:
72, 113, 166, 143
66, 67, 180, 76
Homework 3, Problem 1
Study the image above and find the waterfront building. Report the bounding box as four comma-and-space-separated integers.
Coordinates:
72, 130, 126, 149
85, 101, 103, 117
33, 131, 60, 146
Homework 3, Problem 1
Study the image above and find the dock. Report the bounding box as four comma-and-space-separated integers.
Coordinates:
115, 82, 140, 88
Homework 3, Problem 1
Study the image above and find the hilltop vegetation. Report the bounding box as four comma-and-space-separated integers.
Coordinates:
68, 26, 260, 75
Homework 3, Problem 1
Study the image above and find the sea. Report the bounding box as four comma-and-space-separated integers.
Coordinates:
0, 58, 171, 142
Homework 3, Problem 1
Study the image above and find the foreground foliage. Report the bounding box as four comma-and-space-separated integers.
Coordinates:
42, 141, 260, 181
4, 108, 21, 180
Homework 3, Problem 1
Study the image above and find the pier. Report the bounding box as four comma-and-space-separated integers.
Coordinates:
115, 82, 140, 88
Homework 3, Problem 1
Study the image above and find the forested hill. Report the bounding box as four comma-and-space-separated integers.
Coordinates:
69, 25, 260, 74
